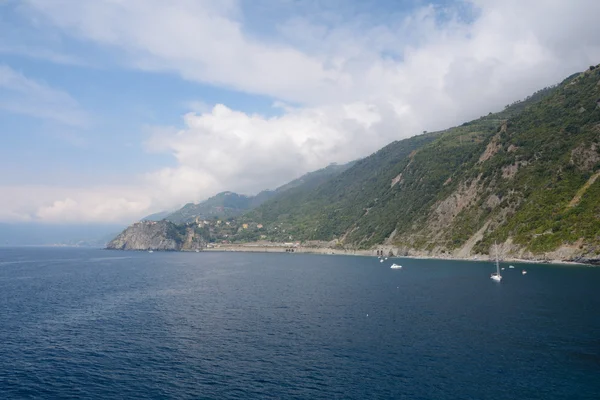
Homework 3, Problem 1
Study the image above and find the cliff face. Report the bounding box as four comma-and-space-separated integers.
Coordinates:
106, 220, 205, 251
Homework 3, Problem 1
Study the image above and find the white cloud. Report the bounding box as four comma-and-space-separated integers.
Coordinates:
2, 0, 600, 223
145, 101, 393, 202
0, 45, 88, 66
0, 64, 87, 126
0, 185, 152, 224
22, 0, 344, 104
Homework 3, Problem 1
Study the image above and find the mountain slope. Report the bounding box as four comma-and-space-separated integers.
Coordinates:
108, 65, 600, 263
163, 162, 354, 224
107, 161, 354, 249
244, 66, 600, 261
246, 82, 561, 245
141, 210, 172, 221
165, 191, 269, 224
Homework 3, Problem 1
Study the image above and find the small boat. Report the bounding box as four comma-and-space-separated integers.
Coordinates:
490, 242, 502, 282
380, 259, 384, 263
522, 270, 527, 275
509, 265, 515, 269
148, 250, 154, 253
390, 263, 402, 269
195, 249, 200, 253
501, 267, 505, 270
384, 257, 388, 260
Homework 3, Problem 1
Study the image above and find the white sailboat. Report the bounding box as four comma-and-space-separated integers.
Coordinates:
490, 242, 502, 282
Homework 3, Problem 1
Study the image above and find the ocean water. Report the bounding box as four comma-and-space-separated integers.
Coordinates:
0, 248, 599, 399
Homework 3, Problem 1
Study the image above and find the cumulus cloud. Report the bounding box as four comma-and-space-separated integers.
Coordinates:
2, 0, 600, 223
145, 101, 394, 202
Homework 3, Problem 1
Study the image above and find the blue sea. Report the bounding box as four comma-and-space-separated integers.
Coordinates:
0, 247, 599, 399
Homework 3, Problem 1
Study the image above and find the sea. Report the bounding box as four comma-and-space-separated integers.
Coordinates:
0, 247, 599, 399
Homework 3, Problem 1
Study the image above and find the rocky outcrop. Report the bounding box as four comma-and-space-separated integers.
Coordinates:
426, 177, 481, 236
106, 220, 205, 251
478, 125, 505, 163
570, 142, 599, 171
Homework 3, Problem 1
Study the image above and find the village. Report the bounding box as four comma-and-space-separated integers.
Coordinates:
189, 216, 300, 247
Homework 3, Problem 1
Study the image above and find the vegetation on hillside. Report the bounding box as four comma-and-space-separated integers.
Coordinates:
112, 65, 600, 261
239, 65, 600, 258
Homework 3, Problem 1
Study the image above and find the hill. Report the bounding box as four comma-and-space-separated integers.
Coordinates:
106, 220, 206, 251
162, 162, 354, 224
107, 162, 354, 250
108, 65, 600, 263
243, 65, 600, 262
164, 191, 271, 224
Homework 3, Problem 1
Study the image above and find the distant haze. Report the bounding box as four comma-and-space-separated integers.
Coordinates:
0, 223, 124, 246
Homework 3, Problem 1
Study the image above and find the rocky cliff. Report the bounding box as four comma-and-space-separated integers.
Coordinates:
106, 220, 205, 251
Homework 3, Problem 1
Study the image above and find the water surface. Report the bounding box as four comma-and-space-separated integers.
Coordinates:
1, 247, 599, 399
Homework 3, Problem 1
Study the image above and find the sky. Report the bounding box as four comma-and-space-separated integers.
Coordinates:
1, 0, 599, 225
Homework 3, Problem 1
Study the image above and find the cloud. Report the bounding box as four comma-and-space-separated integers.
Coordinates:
19, 0, 600, 107
0, 64, 88, 126
2, 0, 600, 223
145, 101, 393, 202
0, 185, 152, 224
0, 45, 88, 66
21, 0, 343, 105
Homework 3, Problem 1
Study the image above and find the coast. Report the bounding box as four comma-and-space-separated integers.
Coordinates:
200, 242, 591, 266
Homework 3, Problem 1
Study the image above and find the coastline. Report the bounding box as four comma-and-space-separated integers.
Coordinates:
199, 243, 592, 266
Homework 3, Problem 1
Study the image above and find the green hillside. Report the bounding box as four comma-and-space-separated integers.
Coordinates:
111, 65, 600, 263
163, 162, 354, 224
243, 65, 600, 261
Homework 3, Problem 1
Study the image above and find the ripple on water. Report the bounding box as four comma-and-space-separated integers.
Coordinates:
0, 248, 599, 399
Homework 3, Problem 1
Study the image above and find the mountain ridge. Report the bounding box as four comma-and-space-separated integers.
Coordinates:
107, 65, 600, 263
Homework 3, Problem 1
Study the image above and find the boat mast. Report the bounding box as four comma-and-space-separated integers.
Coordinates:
495, 241, 500, 275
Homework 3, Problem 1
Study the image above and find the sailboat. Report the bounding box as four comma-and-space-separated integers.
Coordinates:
490, 242, 502, 282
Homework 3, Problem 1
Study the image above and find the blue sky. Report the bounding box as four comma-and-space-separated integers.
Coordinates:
1, 0, 599, 224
